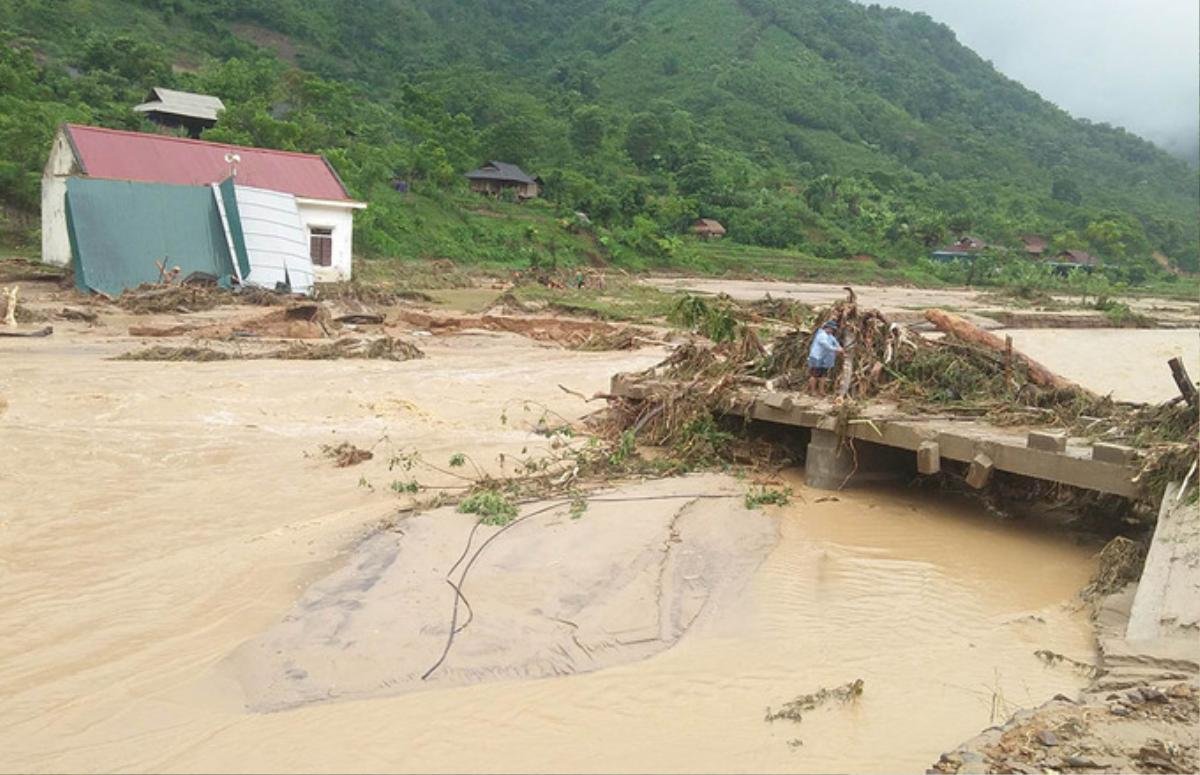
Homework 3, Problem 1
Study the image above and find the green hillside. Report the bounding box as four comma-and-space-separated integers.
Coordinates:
1, 0, 1197, 283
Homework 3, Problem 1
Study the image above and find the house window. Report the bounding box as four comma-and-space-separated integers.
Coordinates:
309, 227, 333, 267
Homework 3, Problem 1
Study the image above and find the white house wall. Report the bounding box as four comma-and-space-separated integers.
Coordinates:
295, 199, 357, 282
41, 132, 78, 266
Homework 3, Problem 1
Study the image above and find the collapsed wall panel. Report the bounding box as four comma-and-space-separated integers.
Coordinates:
65, 178, 236, 296
216, 179, 314, 295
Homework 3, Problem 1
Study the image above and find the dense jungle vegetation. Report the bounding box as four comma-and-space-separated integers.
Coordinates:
1, 0, 1197, 286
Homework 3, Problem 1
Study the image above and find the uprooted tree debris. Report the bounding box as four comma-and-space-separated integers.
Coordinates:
1080, 536, 1149, 601
114, 336, 425, 363
598, 293, 1199, 505
114, 283, 313, 314
392, 309, 659, 351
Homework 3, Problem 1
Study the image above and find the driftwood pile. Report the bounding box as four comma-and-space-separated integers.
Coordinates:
603, 293, 1198, 499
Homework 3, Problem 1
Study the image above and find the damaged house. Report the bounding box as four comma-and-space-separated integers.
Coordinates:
41, 124, 366, 295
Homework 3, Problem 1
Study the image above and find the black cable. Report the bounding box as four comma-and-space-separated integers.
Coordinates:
420, 500, 567, 680
418, 492, 741, 681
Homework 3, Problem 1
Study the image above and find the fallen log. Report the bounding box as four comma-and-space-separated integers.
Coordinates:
128, 323, 199, 337
0, 325, 52, 338
924, 309, 1094, 396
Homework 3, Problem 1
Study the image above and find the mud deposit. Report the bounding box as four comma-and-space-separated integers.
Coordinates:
231, 476, 777, 711
2, 312, 1101, 773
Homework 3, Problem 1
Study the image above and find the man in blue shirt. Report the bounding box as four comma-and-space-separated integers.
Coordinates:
807, 320, 844, 395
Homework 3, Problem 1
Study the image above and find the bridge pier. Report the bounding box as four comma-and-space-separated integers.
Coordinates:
805, 429, 917, 491
805, 429, 853, 490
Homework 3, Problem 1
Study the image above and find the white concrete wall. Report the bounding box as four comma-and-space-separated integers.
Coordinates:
41, 131, 78, 266
295, 200, 357, 282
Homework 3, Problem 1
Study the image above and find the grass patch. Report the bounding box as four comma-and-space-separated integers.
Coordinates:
457, 490, 519, 526
744, 485, 792, 510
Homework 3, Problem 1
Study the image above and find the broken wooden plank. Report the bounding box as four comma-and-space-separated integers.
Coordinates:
1168, 357, 1197, 408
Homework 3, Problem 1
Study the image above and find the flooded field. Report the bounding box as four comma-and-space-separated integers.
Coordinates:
0, 314, 1109, 773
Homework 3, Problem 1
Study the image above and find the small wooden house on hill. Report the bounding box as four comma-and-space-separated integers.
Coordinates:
465, 161, 540, 199
691, 218, 726, 240
134, 87, 225, 138
1019, 234, 1049, 257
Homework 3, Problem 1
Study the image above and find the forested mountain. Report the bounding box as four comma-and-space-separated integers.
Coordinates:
2, 0, 1197, 275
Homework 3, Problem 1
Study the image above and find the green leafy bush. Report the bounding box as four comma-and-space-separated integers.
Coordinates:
457, 490, 519, 526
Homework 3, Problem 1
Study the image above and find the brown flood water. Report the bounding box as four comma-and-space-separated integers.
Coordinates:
1, 326, 1097, 773
164, 478, 1094, 775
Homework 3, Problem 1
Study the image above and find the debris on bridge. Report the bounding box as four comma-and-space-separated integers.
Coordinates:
599, 292, 1199, 503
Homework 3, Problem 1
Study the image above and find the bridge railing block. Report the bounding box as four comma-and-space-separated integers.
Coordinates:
1092, 442, 1138, 466
1027, 430, 1068, 453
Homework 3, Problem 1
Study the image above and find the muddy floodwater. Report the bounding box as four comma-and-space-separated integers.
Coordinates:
1005, 328, 1199, 403
2, 321, 1103, 772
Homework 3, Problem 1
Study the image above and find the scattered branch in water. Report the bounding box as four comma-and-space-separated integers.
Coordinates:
744, 485, 792, 510
765, 679, 865, 723
322, 442, 374, 468
114, 337, 425, 362
1034, 649, 1102, 680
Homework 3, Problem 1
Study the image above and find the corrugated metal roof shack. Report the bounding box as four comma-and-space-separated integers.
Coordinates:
133, 87, 226, 138
41, 124, 367, 289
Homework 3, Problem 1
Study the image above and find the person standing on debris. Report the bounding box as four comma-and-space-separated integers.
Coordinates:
807, 320, 844, 396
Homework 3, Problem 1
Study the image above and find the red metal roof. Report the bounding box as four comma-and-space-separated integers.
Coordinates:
64, 124, 353, 202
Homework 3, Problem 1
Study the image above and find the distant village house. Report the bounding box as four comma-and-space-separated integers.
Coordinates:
691, 218, 727, 240
42, 124, 366, 294
1019, 234, 1048, 257
1053, 249, 1099, 267
931, 235, 987, 262
134, 87, 225, 139
465, 161, 541, 199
